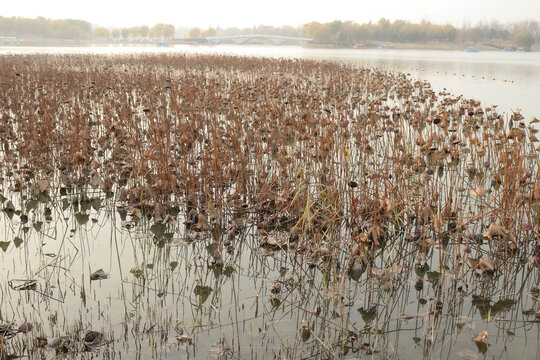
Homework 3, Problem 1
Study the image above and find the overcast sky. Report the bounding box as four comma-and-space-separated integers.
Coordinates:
2, 0, 539, 29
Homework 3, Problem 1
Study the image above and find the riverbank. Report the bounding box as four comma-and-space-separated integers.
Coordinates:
307, 41, 539, 51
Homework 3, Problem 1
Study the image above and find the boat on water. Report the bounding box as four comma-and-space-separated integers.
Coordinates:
378, 44, 389, 50
464, 47, 479, 52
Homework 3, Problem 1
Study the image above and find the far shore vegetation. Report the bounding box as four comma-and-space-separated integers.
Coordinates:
0, 15, 537, 49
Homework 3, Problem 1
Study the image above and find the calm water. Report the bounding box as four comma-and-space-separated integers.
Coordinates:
1, 45, 540, 359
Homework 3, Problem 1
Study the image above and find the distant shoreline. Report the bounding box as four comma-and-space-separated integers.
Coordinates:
305, 41, 540, 52
2, 38, 538, 52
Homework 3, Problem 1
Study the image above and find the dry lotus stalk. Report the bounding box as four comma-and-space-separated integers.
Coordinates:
350, 243, 365, 258
423, 204, 433, 224
532, 183, 540, 201
483, 223, 516, 243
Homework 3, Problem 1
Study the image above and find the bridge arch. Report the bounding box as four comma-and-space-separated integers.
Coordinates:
206, 35, 312, 46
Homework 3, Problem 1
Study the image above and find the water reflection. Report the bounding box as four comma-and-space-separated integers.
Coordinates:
1, 190, 540, 359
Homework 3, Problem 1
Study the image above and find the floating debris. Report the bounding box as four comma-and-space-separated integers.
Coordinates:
473, 330, 489, 353
49, 336, 72, 354
89, 269, 109, 281
483, 223, 516, 243
476, 258, 496, 274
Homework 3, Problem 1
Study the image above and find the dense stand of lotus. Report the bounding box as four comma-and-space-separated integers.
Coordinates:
1, 53, 539, 277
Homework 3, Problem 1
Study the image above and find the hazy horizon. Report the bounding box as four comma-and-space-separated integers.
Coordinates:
2, 0, 539, 29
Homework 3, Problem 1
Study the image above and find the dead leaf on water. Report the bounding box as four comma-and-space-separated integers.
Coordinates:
471, 187, 488, 197
483, 223, 515, 243
473, 330, 489, 353
476, 259, 495, 274
129, 208, 142, 220
418, 237, 436, 247
37, 179, 51, 193
176, 333, 193, 349
90, 269, 109, 281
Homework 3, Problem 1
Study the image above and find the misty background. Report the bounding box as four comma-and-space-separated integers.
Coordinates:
1, 0, 539, 48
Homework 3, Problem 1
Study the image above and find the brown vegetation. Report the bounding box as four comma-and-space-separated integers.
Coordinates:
1, 54, 540, 357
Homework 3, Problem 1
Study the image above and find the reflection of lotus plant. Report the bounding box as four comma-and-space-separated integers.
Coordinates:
209, 339, 232, 358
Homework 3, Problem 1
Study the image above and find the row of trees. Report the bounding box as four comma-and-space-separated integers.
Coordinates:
0, 16, 174, 41
302, 19, 538, 48
458, 20, 538, 48
303, 19, 458, 44
186, 27, 216, 39
186, 25, 301, 39
0, 16, 91, 39
93, 24, 175, 40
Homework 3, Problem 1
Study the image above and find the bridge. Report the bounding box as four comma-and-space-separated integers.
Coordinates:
205, 35, 313, 45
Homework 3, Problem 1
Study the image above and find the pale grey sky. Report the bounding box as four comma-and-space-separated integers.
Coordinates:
1, 0, 539, 28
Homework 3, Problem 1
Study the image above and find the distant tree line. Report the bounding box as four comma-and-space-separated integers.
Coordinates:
1, 15, 537, 49
303, 19, 458, 44
187, 25, 302, 38
95, 24, 175, 40
301, 19, 538, 48
0, 16, 175, 41
459, 20, 538, 48
0, 16, 91, 39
